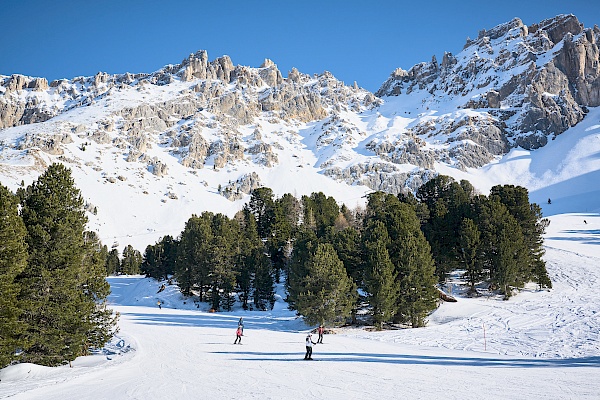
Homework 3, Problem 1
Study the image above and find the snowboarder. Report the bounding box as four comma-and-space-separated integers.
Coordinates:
234, 326, 242, 344
238, 317, 244, 335
584, 220, 587, 224
304, 333, 316, 360
548, 198, 552, 204
317, 325, 324, 344
157, 300, 162, 309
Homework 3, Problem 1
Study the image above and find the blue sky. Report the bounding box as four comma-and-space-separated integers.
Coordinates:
1, 0, 598, 92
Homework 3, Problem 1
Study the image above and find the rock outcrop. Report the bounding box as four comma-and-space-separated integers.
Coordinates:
377, 14, 600, 151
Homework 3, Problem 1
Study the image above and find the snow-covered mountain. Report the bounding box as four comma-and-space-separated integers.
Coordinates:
1, 14, 599, 250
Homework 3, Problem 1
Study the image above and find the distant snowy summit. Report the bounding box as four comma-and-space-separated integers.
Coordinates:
0, 13, 599, 200
378, 14, 600, 151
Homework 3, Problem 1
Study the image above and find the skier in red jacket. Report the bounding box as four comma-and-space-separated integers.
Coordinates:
234, 326, 242, 344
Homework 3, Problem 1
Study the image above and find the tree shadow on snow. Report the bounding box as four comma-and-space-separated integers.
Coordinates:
120, 311, 301, 332
213, 350, 600, 368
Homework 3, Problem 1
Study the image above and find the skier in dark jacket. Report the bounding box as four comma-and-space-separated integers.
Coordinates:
238, 317, 244, 335
304, 333, 316, 360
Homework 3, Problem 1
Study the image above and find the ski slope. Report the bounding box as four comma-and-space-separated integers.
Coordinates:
1, 213, 599, 399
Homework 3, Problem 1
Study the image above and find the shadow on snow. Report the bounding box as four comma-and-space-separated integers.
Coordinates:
211, 351, 600, 368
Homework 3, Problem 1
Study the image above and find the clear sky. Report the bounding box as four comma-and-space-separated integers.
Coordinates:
1, 0, 598, 92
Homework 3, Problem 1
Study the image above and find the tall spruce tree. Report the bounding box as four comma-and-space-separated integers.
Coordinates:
234, 209, 261, 310
362, 220, 398, 330
416, 175, 471, 282
365, 192, 438, 328
473, 196, 530, 298
458, 217, 483, 291
121, 245, 142, 275
253, 254, 275, 310
285, 227, 319, 309
489, 185, 552, 289
295, 243, 356, 326
0, 185, 28, 368
176, 214, 213, 298
302, 192, 340, 237
18, 163, 115, 366
105, 248, 120, 275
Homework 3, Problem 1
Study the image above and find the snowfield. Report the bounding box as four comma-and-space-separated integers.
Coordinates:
1, 213, 599, 399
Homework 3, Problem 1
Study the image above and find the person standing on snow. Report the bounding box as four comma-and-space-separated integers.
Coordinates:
234, 326, 243, 344
304, 333, 316, 360
238, 317, 244, 335
317, 325, 324, 344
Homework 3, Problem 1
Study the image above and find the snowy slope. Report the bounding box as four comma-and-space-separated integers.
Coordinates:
1, 212, 599, 399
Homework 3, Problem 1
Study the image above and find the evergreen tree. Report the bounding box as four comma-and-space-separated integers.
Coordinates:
0, 185, 28, 368
302, 192, 340, 237
362, 220, 398, 330
141, 244, 161, 279
105, 248, 120, 276
268, 193, 300, 282
295, 243, 356, 326
489, 185, 552, 288
18, 163, 115, 366
234, 209, 260, 310
416, 175, 471, 282
329, 226, 363, 324
473, 196, 530, 298
121, 245, 142, 275
208, 213, 238, 311
81, 231, 118, 350
330, 227, 363, 287
246, 187, 276, 239
365, 192, 438, 327
176, 214, 212, 298
285, 227, 319, 309
253, 254, 275, 310
142, 235, 178, 280
458, 218, 483, 291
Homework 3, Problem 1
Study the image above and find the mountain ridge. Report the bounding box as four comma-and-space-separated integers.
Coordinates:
1, 13, 599, 250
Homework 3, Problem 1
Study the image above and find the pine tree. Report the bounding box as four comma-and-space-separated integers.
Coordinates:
490, 185, 552, 288
295, 243, 356, 326
416, 175, 471, 282
302, 192, 340, 237
234, 209, 260, 310
0, 185, 28, 368
473, 196, 530, 298
365, 192, 438, 327
175, 214, 213, 298
194, 213, 239, 311
285, 227, 318, 309
253, 254, 275, 310
458, 218, 483, 291
246, 187, 276, 239
105, 248, 120, 275
121, 245, 142, 275
362, 220, 398, 330
18, 163, 116, 366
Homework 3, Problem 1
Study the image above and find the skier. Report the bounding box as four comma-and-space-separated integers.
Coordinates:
304, 333, 316, 360
238, 317, 244, 335
548, 198, 552, 204
317, 325, 324, 344
234, 326, 242, 344
157, 300, 162, 309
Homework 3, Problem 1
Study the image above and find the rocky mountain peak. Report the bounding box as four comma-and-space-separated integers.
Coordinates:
377, 13, 600, 150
